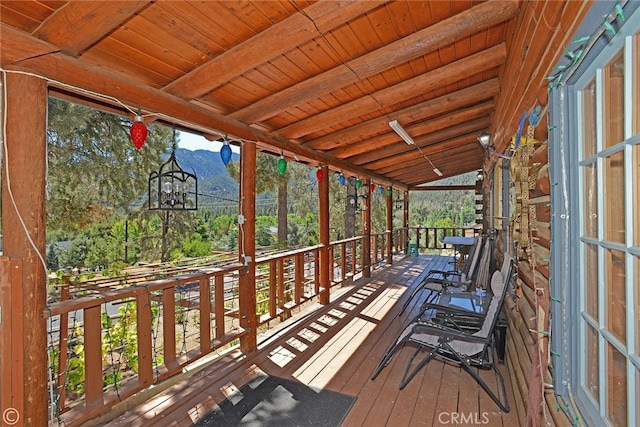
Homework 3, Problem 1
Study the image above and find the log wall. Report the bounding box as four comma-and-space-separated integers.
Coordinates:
487, 1, 593, 425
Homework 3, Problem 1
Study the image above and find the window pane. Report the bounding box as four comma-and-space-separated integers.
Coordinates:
637, 368, 640, 426
635, 143, 640, 247
605, 248, 626, 344
603, 51, 624, 148
635, 33, 639, 134
604, 150, 625, 243
585, 324, 599, 402
637, 254, 640, 355
607, 343, 627, 427
583, 162, 598, 238
583, 79, 597, 158
584, 243, 599, 318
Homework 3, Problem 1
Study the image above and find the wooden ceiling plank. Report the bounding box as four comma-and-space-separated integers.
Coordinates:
0, 1, 55, 33
163, 1, 386, 100
383, 148, 483, 183
365, 133, 481, 171
305, 78, 499, 151
32, 0, 151, 57
278, 43, 506, 139
351, 117, 490, 166
330, 102, 493, 159
231, 0, 519, 123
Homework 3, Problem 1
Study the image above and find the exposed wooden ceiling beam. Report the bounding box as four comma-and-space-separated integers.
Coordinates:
305, 79, 499, 151
229, 0, 519, 124
163, 0, 386, 100
410, 185, 478, 191
329, 102, 494, 159
277, 43, 506, 139
367, 133, 480, 171
32, 1, 151, 57
350, 118, 490, 166
0, 26, 404, 190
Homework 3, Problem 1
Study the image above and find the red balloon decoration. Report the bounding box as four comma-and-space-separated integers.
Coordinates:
370, 182, 375, 193
316, 167, 324, 181
130, 113, 148, 150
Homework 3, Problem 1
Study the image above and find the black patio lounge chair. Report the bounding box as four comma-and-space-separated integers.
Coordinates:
372, 254, 514, 412
399, 235, 491, 315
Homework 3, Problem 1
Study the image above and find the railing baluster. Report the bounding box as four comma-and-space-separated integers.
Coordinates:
199, 276, 211, 354
162, 287, 177, 369
295, 253, 303, 304
269, 260, 277, 319
83, 305, 103, 404
277, 258, 285, 312
136, 291, 153, 388
214, 274, 225, 340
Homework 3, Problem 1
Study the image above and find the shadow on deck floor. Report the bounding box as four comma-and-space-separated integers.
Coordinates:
103, 254, 520, 427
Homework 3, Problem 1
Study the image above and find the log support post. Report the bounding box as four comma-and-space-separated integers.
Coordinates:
318, 165, 330, 304
238, 141, 257, 353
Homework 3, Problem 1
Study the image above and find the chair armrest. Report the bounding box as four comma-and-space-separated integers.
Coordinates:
411, 322, 490, 344
422, 302, 483, 317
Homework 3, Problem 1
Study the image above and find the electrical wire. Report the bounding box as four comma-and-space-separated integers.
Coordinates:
291, 3, 442, 175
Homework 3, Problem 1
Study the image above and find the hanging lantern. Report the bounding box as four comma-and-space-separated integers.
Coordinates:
338, 173, 346, 186
387, 187, 392, 196
277, 155, 287, 175
316, 167, 324, 181
220, 139, 232, 165
130, 109, 147, 150
355, 178, 362, 191
148, 129, 198, 211
378, 185, 384, 194
369, 182, 375, 193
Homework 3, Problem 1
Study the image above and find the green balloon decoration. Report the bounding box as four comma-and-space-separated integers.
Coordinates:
355, 178, 362, 190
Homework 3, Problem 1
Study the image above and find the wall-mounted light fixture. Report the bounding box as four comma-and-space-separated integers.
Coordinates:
389, 120, 415, 145
478, 130, 495, 156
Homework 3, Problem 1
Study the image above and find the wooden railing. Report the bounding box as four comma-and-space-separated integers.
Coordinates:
44, 262, 246, 426
39, 226, 475, 424
42, 231, 402, 426
407, 226, 480, 251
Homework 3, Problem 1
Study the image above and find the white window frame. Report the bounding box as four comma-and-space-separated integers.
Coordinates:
550, 4, 640, 426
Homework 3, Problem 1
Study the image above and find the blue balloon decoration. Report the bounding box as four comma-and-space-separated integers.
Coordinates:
338, 173, 346, 186
220, 142, 232, 165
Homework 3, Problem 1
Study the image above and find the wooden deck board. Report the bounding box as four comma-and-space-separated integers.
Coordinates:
103, 254, 520, 427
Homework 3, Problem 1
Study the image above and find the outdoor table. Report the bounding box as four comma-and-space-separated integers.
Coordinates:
419, 288, 507, 363
443, 236, 476, 268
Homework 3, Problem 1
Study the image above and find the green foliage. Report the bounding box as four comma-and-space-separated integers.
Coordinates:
180, 232, 212, 257
46, 98, 172, 231
47, 243, 60, 270
66, 325, 86, 397
59, 235, 90, 269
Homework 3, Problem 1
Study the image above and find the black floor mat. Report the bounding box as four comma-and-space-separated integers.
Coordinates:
194, 375, 356, 427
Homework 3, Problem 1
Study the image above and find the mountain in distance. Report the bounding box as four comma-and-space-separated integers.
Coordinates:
175, 148, 239, 207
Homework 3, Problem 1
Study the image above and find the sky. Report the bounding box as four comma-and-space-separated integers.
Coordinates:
177, 131, 240, 153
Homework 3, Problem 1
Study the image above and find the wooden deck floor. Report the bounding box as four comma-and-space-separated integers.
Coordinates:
102, 255, 520, 427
